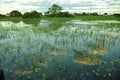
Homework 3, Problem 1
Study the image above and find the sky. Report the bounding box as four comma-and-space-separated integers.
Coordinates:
0, 0, 120, 14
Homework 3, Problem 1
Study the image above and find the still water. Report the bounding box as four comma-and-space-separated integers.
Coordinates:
0, 19, 120, 80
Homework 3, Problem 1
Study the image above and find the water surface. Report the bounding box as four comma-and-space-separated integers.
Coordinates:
0, 19, 120, 80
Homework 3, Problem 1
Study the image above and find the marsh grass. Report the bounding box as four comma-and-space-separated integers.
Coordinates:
0, 17, 120, 80
0, 15, 119, 21
74, 16, 120, 21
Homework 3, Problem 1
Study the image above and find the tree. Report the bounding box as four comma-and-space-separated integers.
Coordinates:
9, 10, 22, 17
82, 12, 87, 16
45, 4, 73, 17
89, 12, 98, 16
103, 13, 108, 16
113, 13, 120, 17
22, 11, 40, 18
46, 4, 62, 15
0, 14, 6, 17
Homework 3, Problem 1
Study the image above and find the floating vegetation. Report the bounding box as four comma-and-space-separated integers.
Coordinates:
73, 50, 102, 65
108, 73, 111, 77
92, 49, 107, 55
51, 49, 60, 56
112, 59, 120, 63
12, 47, 20, 51
14, 70, 33, 75
34, 68, 41, 72
32, 56, 46, 67
50, 49, 67, 57
73, 55, 102, 65
101, 31, 119, 38
92, 70, 99, 76
104, 32, 118, 36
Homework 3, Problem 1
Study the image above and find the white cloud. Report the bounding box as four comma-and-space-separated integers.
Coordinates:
0, 0, 120, 14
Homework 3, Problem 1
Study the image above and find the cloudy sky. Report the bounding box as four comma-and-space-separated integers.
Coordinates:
0, 0, 120, 14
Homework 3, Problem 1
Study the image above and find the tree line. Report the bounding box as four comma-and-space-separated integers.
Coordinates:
0, 4, 120, 18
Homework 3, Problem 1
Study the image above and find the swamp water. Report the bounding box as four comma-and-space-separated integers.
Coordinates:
0, 19, 120, 80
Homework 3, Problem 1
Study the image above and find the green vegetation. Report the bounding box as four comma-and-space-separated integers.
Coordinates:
74, 16, 120, 21
0, 19, 120, 80
0, 4, 120, 20
46, 12, 74, 17
22, 11, 40, 18
0, 15, 119, 22
45, 4, 73, 17
45, 4, 62, 15
0, 17, 22, 22
0, 14, 6, 17
9, 10, 22, 17
41, 15, 119, 21
23, 18, 40, 26
113, 13, 120, 17
0, 2, 120, 80
74, 12, 99, 16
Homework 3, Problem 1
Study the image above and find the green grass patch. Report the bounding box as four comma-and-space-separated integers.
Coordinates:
0, 16, 119, 21
74, 16, 120, 21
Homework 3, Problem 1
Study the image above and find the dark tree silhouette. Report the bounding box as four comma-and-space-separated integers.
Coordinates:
9, 10, 22, 17
89, 12, 98, 16
22, 11, 40, 18
45, 4, 73, 17
0, 14, 6, 17
113, 13, 120, 17
45, 4, 62, 15
103, 13, 108, 16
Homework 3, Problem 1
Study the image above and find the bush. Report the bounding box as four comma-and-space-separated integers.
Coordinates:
22, 11, 40, 18
9, 10, 22, 17
46, 12, 74, 17
0, 14, 6, 17
113, 13, 120, 17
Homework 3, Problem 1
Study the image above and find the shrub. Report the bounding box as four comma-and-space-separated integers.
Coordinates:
9, 10, 22, 17
46, 12, 73, 17
22, 11, 40, 18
